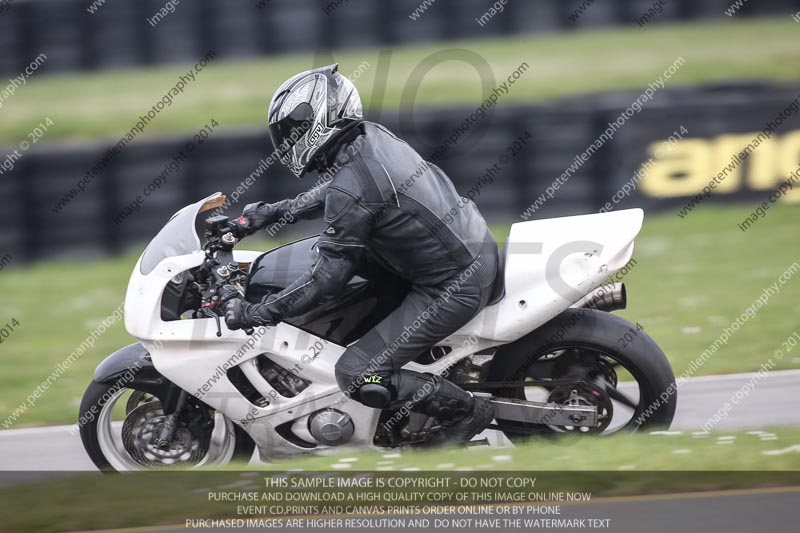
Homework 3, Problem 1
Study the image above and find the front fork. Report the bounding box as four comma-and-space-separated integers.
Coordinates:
154, 390, 188, 449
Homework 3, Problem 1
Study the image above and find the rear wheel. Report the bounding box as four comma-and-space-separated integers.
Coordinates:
79, 381, 255, 472
489, 308, 676, 442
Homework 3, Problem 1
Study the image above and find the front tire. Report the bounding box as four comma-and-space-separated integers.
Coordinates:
79, 381, 255, 472
489, 308, 676, 441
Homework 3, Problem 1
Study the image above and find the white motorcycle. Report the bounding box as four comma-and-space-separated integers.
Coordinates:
79, 192, 676, 471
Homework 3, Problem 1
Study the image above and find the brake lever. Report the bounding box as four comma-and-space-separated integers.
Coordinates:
200, 305, 223, 337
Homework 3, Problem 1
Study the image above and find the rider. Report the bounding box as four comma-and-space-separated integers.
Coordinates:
223, 64, 499, 446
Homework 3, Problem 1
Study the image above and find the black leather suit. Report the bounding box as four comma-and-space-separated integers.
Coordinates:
250, 121, 498, 420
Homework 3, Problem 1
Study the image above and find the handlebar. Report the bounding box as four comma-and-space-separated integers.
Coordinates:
194, 215, 258, 336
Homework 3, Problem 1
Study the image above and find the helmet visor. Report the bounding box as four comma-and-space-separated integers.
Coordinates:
269, 102, 314, 158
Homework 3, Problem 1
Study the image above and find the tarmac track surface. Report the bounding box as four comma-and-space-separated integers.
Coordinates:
1, 369, 799, 471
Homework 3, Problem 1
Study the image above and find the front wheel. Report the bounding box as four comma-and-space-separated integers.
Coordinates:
489, 308, 677, 442
79, 381, 255, 472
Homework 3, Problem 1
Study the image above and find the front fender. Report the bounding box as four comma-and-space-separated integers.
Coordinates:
93, 343, 184, 413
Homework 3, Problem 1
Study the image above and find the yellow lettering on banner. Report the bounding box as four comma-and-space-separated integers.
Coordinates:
713, 133, 765, 193
640, 138, 710, 197
776, 130, 800, 203
640, 129, 800, 202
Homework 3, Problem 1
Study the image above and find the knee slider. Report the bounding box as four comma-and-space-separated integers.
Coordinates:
358, 375, 394, 408
360, 384, 392, 408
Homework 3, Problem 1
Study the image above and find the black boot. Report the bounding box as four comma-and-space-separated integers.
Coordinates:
432, 394, 494, 446
399, 373, 494, 446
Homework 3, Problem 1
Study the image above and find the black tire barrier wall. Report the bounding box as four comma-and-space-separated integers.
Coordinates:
2, 83, 799, 262
0, 0, 791, 77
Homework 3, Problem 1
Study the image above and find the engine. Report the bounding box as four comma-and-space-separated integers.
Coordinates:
308, 409, 355, 446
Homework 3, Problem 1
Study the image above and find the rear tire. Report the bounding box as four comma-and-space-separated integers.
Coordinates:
79, 381, 255, 472
488, 308, 676, 441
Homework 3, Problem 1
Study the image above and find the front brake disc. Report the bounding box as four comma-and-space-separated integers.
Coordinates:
121, 401, 208, 467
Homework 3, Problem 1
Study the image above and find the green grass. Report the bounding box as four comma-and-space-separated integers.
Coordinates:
235, 427, 800, 471
613, 205, 800, 377
0, 203, 798, 427
3, 16, 799, 145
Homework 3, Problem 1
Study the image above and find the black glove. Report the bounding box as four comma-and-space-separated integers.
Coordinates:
226, 216, 253, 239
217, 284, 241, 306
224, 298, 277, 331
235, 202, 283, 237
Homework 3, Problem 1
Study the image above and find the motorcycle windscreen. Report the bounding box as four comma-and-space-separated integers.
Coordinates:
139, 193, 225, 275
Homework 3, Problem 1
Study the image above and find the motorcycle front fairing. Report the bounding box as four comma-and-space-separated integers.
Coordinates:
122, 193, 382, 456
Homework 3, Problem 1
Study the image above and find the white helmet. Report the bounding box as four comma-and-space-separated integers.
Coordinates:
268, 64, 363, 178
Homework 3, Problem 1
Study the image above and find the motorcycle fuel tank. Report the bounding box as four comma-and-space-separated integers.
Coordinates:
246, 236, 410, 345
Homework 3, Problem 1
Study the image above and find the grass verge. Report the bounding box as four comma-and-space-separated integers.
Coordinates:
237, 426, 800, 472
2, 17, 799, 145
